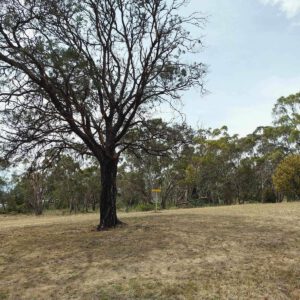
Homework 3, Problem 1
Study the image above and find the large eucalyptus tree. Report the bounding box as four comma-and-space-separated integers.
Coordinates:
0, 0, 205, 229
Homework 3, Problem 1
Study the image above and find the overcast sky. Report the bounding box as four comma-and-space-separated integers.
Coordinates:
178, 0, 300, 135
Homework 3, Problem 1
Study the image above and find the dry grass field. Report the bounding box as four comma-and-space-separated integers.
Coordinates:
0, 203, 300, 300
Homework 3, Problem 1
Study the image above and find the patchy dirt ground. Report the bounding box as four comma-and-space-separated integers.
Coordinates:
0, 203, 300, 300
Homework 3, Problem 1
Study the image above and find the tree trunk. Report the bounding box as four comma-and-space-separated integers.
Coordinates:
1, 198, 6, 211
92, 196, 96, 211
97, 156, 120, 230
161, 195, 167, 210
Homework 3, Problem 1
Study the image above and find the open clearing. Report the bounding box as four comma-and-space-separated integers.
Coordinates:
0, 203, 300, 300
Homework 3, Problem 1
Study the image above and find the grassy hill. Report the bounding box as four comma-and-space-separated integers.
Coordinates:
0, 203, 300, 299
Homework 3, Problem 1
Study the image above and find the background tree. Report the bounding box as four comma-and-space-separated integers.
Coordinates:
273, 93, 300, 153
77, 166, 101, 212
28, 170, 47, 215
118, 119, 193, 210
7, 173, 33, 213
273, 155, 300, 200
0, 177, 7, 212
0, 0, 206, 229
46, 155, 81, 212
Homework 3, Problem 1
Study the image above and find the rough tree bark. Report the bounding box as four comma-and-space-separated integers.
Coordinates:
98, 155, 119, 230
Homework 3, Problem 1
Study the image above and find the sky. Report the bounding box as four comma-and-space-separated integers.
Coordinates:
178, 0, 300, 136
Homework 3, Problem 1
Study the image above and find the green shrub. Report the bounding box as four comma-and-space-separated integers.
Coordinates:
134, 203, 155, 212
262, 187, 277, 203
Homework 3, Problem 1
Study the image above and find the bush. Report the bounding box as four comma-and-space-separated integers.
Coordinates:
262, 187, 277, 203
134, 203, 155, 212
189, 197, 213, 207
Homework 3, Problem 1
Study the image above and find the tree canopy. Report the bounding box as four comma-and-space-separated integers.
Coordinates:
273, 155, 300, 200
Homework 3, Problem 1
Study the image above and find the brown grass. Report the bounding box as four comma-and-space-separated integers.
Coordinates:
0, 203, 300, 300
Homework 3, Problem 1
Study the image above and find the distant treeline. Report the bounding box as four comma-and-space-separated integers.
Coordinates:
0, 93, 299, 214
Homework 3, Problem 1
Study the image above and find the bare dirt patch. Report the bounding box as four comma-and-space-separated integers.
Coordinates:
0, 203, 300, 299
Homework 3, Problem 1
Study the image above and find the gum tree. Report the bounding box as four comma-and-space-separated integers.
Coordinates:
273, 154, 300, 200
0, 0, 206, 229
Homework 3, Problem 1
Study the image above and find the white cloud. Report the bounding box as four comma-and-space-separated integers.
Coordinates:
260, 0, 300, 18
